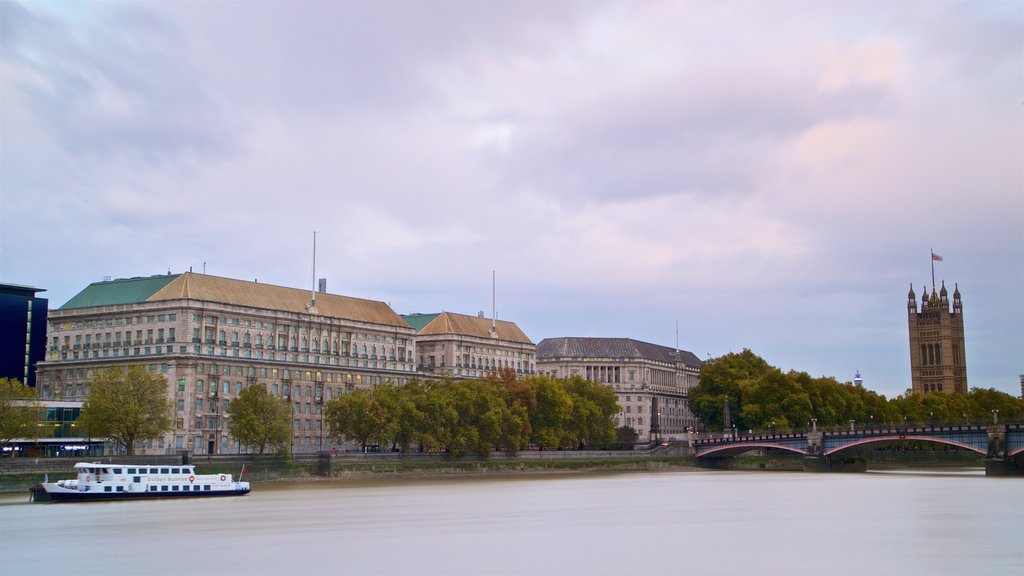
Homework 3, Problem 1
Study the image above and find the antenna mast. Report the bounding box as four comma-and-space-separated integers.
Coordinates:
491, 271, 497, 335
311, 231, 317, 309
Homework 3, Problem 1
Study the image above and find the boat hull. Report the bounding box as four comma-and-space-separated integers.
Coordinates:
30, 483, 250, 502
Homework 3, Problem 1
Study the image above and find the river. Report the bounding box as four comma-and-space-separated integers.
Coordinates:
1, 468, 1021, 576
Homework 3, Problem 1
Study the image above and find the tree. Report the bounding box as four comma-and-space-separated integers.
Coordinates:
563, 376, 619, 447
526, 376, 573, 448
324, 388, 387, 450
228, 384, 292, 455
78, 366, 173, 455
0, 378, 39, 449
616, 425, 639, 447
689, 349, 773, 432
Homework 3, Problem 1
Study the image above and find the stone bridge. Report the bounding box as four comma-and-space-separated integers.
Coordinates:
692, 422, 1024, 475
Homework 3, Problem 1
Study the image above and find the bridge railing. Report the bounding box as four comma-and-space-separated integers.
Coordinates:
693, 422, 1023, 447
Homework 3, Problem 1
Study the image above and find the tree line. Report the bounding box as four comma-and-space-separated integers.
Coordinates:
323, 372, 621, 456
689, 349, 1024, 433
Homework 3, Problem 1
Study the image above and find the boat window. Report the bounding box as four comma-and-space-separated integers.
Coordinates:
104, 486, 112, 492
116, 486, 124, 492
149, 486, 157, 492
160, 468, 169, 474
204, 485, 211, 491
161, 485, 169, 491
113, 469, 122, 474
150, 468, 159, 474
134, 477, 141, 483
127, 468, 136, 474
172, 486, 179, 491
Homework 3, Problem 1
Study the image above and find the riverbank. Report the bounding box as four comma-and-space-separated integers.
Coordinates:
0, 455, 702, 493
0, 449, 991, 493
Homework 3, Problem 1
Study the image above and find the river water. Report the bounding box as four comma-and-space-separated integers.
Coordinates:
1, 468, 1021, 576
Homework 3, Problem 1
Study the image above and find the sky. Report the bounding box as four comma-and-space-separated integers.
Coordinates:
1, 1, 1021, 400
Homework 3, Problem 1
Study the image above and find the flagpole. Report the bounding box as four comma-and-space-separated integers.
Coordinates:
930, 249, 935, 292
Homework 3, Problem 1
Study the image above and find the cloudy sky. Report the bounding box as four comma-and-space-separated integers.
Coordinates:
2, 1, 1021, 399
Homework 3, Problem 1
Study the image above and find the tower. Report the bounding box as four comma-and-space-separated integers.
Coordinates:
907, 282, 967, 394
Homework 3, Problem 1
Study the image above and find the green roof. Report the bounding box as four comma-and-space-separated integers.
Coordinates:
401, 312, 441, 332
61, 274, 182, 309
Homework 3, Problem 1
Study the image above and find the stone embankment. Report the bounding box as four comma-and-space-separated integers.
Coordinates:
0, 445, 696, 493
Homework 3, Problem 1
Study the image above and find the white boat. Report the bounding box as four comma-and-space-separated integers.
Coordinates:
30, 462, 250, 502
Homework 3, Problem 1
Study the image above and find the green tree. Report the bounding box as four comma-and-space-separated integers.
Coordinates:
228, 384, 292, 455
563, 376, 619, 447
526, 376, 573, 448
324, 388, 391, 450
616, 425, 639, 447
78, 366, 173, 455
689, 349, 773, 431
0, 378, 39, 449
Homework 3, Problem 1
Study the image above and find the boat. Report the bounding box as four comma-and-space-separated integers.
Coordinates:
30, 462, 251, 502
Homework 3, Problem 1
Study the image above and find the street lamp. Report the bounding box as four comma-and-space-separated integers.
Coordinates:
849, 419, 855, 432
869, 415, 874, 431
810, 418, 817, 432
929, 411, 934, 430
991, 409, 999, 424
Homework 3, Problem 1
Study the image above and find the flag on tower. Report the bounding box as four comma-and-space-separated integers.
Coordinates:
932, 252, 943, 261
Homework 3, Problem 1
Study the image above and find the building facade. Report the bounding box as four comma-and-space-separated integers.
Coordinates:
536, 337, 701, 441
907, 282, 967, 394
0, 283, 48, 388
403, 312, 536, 379
36, 273, 417, 455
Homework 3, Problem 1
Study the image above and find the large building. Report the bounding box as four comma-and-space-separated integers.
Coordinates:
907, 282, 967, 394
536, 337, 701, 441
0, 283, 48, 388
36, 272, 417, 455
402, 311, 536, 378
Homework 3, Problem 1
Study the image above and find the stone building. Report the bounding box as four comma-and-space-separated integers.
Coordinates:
402, 311, 535, 379
907, 282, 967, 394
536, 337, 701, 441
36, 272, 416, 455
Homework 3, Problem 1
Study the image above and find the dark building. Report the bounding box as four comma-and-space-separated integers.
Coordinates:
0, 283, 48, 388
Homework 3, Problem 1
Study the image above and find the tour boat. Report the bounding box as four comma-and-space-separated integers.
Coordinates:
30, 462, 251, 502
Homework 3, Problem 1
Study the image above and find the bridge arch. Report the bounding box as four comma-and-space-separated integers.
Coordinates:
697, 442, 808, 458
825, 435, 987, 458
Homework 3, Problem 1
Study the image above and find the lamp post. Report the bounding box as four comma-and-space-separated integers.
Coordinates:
991, 409, 999, 425
869, 415, 874, 431
929, 411, 934, 430
810, 418, 817, 432
770, 421, 776, 435
849, 419, 855, 433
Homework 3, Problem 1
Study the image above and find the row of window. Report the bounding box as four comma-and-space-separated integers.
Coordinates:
57, 314, 178, 332
196, 313, 410, 344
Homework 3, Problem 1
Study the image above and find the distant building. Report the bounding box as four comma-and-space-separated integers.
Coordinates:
0, 283, 48, 388
536, 337, 701, 442
907, 282, 967, 394
402, 311, 536, 379
36, 272, 416, 455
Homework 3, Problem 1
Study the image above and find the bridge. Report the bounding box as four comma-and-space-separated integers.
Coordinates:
692, 422, 1024, 476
